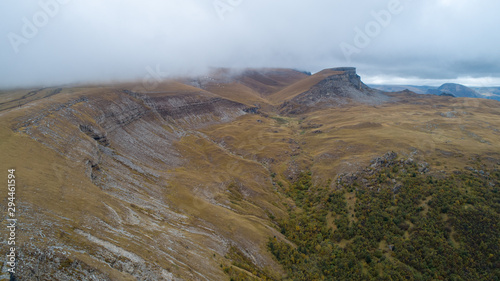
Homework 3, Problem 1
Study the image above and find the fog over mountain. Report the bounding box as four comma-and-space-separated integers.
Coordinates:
3, 2, 500, 280
1, 0, 500, 88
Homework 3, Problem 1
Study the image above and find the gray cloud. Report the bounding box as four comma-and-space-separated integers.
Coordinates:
1, 0, 499, 88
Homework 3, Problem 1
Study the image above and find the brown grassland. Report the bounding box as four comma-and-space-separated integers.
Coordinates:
0, 69, 499, 280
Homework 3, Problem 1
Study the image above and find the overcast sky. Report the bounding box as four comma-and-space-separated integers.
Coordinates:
1, 0, 500, 88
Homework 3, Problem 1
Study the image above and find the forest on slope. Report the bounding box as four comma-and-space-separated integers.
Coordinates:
223, 152, 499, 280
265, 153, 499, 280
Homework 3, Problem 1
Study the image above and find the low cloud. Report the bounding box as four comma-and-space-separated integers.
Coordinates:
1, 0, 499, 88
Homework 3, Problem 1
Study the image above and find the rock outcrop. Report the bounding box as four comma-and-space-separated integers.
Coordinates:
5, 86, 264, 280
0, 67, 412, 280
280, 67, 388, 114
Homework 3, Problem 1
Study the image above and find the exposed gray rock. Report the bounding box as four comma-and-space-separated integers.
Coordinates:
440, 111, 457, 118
280, 68, 389, 114
370, 151, 398, 168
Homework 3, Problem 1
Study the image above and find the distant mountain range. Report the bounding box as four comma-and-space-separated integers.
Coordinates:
426, 83, 481, 98
370, 83, 500, 101
473, 86, 500, 100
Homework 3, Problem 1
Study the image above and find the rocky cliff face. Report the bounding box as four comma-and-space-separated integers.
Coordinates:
4, 86, 274, 280
280, 67, 388, 114
0, 68, 396, 280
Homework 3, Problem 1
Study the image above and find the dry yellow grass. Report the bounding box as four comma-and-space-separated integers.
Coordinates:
1, 70, 499, 279
268, 69, 344, 104
203, 82, 269, 106
295, 94, 500, 182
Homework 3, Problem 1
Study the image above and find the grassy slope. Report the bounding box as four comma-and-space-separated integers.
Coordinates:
0, 83, 290, 280
1, 70, 499, 280
300, 94, 500, 182
236, 68, 310, 96
198, 68, 309, 108
267, 69, 344, 104
203, 82, 270, 106
0, 92, 141, 280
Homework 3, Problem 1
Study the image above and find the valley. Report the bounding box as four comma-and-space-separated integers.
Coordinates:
0, 68, 499, 280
